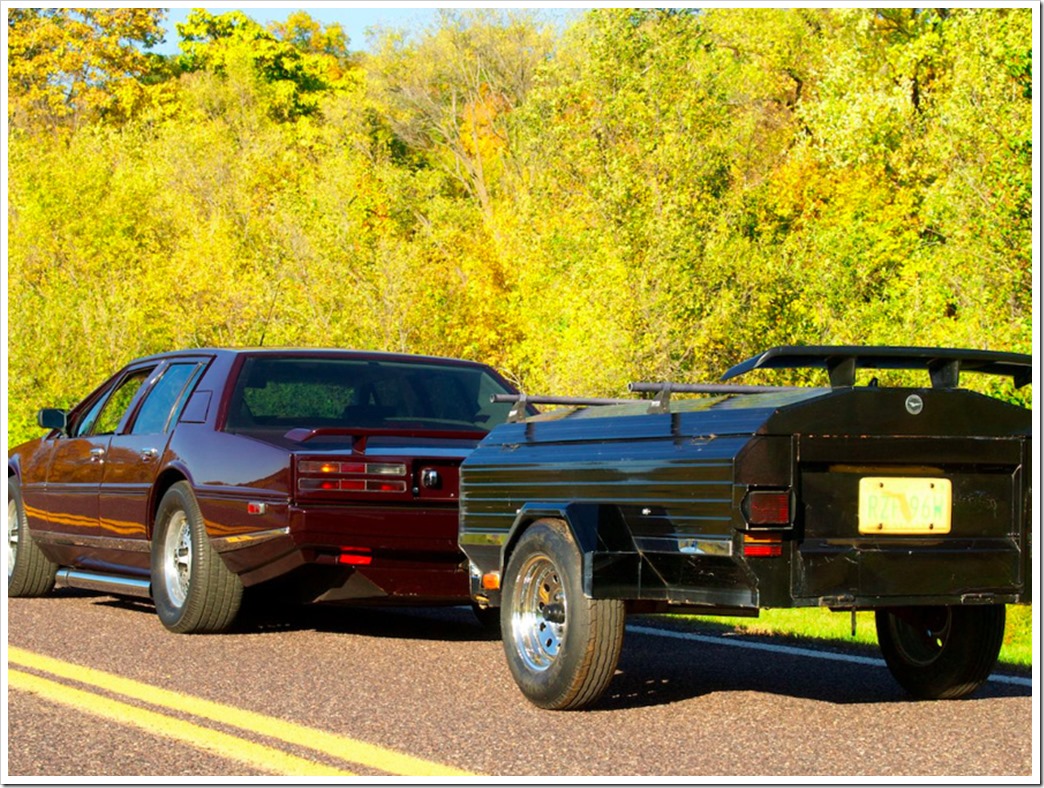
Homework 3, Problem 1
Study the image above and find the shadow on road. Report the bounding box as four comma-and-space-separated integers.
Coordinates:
594, 617, 1032, 710
240, 597, 503, 643
77, 586, 502, 643
61, 588, 1031, 711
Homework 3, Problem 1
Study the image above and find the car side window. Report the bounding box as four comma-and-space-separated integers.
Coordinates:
90, 369, 152, 436
130, 363, 201, 435
72, 394, 108, 438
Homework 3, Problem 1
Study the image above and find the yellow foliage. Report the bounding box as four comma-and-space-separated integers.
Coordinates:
5, 8, 1033, 446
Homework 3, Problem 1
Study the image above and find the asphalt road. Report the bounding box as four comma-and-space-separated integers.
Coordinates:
5, 589, 1036, 779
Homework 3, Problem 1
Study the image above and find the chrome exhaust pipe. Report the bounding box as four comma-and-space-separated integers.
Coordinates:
55, 569, 152, 599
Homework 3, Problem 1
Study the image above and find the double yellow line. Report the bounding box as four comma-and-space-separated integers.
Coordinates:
8, 646, 475, 777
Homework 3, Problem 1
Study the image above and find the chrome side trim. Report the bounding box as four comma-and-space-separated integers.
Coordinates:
32, 532, 151, 553
633, 535, 735, 557
56, 568, 152, 598
211, 527, 291, 553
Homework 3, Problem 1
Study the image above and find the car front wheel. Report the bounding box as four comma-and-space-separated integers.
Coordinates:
875, 604, 1005, 700
8, 477, 57, 597
151, 481, 243, 633
501, 518, 625, 710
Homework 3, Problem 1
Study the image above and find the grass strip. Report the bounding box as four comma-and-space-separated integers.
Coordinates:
673, 604, 1032, 669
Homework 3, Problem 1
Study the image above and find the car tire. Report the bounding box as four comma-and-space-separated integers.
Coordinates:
875, 604, 1005, 700
7, 476, 57, 597
501, 518, 625, 710
151, 481, 243, 634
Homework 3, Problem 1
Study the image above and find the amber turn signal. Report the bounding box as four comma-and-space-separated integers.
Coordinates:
482, 572, 501, 590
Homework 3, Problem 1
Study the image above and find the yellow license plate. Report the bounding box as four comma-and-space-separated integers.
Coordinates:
858, 477, 952, 535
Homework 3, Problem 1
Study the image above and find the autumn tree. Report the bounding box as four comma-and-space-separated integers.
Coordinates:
368, 9, 553, 219
5, 6, 1034, 446
177, 9, 356, 121
7, 8, 167, 130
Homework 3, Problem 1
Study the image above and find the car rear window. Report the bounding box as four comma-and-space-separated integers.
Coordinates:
225, 357, 514, 432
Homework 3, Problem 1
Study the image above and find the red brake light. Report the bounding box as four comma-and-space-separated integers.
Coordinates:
368, 480, 407, 493
743, 533, 783, 557
746, 490, 791, 526
337, 547, 372, 566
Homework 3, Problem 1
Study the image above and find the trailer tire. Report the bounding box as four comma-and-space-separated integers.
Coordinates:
501, 518, 624, 710
876, 604, 1005, 700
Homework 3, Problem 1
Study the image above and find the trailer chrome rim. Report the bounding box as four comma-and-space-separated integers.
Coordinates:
887, 608, 952, 667
8, 497, 18, 578
161, 511, 193, 607
510, 554, 567, 672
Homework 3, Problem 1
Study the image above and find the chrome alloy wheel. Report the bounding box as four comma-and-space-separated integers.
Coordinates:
161, 510, 193, 607
510, 553, 567, 672
8, 496, 18, 579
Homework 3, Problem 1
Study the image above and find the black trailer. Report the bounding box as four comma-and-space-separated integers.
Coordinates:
458, 346, 1033, 710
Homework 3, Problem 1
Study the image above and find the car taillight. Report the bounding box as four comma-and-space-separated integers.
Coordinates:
298, 461, 406, 476
297, 459, 408, 493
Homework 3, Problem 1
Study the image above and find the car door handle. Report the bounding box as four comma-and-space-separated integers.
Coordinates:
89, 447, 106, 463
140, 448, 158, 461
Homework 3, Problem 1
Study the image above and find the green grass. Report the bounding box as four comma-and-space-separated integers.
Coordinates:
675, 604, 1033, 669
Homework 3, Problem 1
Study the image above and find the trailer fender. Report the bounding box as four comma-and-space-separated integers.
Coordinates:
501, 502, 638, 598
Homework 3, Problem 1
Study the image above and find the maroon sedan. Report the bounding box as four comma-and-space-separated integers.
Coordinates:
7, 349, 518, 633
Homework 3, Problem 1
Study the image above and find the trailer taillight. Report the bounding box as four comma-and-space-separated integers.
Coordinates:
744, 490, 792, 526
743, 533, 783, 557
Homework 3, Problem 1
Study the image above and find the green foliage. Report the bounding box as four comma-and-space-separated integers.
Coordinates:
177, 9, 356, 120
6, 7, 1034, 448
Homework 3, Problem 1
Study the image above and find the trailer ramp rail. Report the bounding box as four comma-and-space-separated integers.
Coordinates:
493, 346, 1032, 422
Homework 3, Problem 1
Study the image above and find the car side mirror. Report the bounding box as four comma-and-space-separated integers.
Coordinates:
37, 408, 69, 435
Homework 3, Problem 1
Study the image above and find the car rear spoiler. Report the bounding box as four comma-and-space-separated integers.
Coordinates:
721, 346, 1033, 389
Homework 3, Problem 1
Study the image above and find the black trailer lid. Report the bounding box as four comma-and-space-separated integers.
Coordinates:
721, 346, 1032, 389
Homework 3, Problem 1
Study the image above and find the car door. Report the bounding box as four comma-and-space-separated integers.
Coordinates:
99, 360, 205, 568
37, 365, 156, 561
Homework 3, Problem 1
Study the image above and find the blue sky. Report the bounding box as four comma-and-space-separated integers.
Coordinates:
152, 4, 585, 54
154, 5, 438, 53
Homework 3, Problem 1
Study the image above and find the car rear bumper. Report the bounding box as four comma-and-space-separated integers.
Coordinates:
212, 502, 470, 602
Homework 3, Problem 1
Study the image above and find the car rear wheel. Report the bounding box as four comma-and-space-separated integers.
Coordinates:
8, 477, 57, 597
875, 604, 1005, 700
501, 518, 625, 710
151, 482, 243, 633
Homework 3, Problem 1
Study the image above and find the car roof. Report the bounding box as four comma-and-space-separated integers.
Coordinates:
129, 347, 496, 369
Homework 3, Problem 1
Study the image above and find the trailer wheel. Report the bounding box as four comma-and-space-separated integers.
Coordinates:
875, 605, 1005, 700
501, 518, 624, 710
